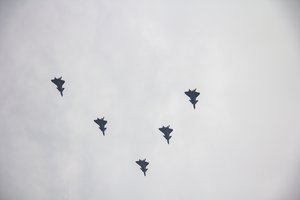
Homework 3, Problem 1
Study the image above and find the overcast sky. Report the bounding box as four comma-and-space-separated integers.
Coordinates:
0, 1, 300, 200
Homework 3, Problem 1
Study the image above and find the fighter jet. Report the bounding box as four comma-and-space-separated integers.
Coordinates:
136, 159, 149, 176
159, 125, 173, 144
51, 77, 65, 96
94, 117, 107, 136
185, 89, 200, 109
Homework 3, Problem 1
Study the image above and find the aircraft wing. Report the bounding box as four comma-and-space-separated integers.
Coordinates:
159, 127, 165, 133
185, 90, 193, 98
167, 128, 173, 134
94, 119, 101, 125
136, 160, 142, 165
144, 161, 149, 167
102, 120, 107, 125
95, 118, 107, 126
160, 127, 173, 134
51, 78, 65, 86
51, 78, 59, 85
194, 91, 200, 98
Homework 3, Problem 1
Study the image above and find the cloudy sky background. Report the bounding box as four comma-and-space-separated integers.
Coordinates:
0, 1, 300, 199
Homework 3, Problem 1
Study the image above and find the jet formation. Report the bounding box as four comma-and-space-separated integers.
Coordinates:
94, 117, 107, 136
51, 77, 65, 96
185, 89, 200, 109
136, 159, 149, 176
51, 77, 200, 176
159, 125, 173, 144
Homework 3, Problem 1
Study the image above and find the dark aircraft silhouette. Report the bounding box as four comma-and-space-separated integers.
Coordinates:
94, 117, 107, 136
185, 89, 200, 109
159, 125, 173, 144
136, 159, 149, 176
51, 77, 65, 96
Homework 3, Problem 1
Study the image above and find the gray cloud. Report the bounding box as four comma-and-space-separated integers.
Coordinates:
0, 1, 300, 200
